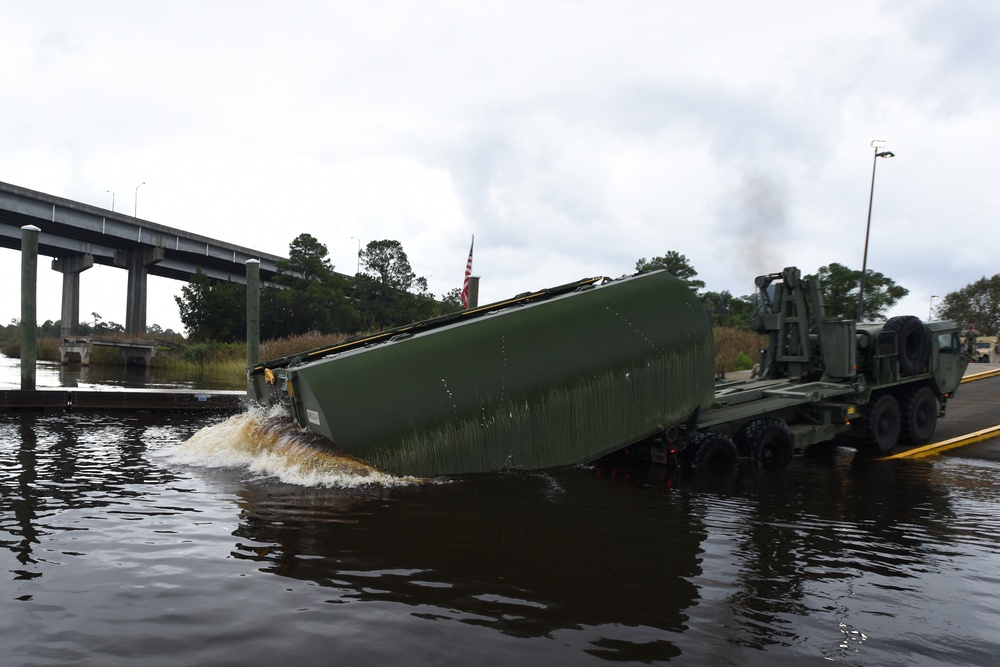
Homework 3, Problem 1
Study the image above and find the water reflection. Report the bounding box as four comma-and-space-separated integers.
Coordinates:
0, 353, 240, 390
1, 412, 192, 582
10, 417, 39, 580
229, 472, 706, 662
718, 450, 975, 661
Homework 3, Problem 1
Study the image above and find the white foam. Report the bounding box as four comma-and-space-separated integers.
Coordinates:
170, 405, 420, 488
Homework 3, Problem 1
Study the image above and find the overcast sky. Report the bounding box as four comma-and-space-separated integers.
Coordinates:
2, 1, 998, 334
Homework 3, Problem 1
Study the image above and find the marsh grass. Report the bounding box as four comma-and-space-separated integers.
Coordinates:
1, 336, 62, 360
153, 332, 353, 383
7, 329, 764, 382
714, 327, 766, 372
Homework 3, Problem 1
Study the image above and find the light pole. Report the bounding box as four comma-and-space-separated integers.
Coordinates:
107, 190, 115, 212
351, 236, 361, 274
929, 295, 939, 321
857, 141, 895, 322
134, 181, 145, 218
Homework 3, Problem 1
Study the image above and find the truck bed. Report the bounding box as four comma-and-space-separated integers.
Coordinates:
700, 378, 857, 429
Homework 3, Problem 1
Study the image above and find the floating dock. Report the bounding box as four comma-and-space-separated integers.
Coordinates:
0, 388, 246, 412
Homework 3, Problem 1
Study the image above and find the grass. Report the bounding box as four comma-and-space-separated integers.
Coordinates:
714, 327, 765, 373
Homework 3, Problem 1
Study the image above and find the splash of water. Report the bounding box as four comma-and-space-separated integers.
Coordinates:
172, 405, 420, 488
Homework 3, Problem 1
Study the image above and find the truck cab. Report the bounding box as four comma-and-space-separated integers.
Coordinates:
927, 322, 970, 398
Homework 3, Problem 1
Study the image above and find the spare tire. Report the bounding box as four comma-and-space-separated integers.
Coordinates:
883, 315, 930, 376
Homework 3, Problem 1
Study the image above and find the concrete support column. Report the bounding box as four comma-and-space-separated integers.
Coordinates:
21, 225, 40, 391
52, 253, 95, 338
117, 247, 164, 335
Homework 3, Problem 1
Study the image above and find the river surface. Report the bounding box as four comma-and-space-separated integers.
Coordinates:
2, 357, 1000, 666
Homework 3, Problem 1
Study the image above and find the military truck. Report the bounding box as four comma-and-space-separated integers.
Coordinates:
249, 266, 967, 476
656, 267, 968, 470
972, 335, 997, 363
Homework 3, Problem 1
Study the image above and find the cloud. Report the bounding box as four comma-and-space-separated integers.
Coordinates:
2, 1, 999, 332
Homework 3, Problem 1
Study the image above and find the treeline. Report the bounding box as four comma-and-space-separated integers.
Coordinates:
635, 252, 909, 326
23, 238, 997, 349
176, 235, 464, 343
0, 314, 181, 346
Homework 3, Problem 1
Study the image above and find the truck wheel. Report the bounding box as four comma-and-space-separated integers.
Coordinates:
688, 433, 739, 471
883, 316, 930, 376
901, 386, 938, 446
738, 418, 794, 468
865, 393, 902, 454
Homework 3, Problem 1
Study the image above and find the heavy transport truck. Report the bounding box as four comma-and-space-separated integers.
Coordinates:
655, 266, 967, 470
247, 266, 967, 477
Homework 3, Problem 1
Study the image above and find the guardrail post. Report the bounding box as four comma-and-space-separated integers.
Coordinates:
21, 225, 40, 390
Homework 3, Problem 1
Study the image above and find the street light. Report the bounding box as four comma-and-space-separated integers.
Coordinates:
134, 181, 145, 218
929, 295, 939, 321
107, 190, 115, 212
350, 236, 361, 274
856, 141, 895, 322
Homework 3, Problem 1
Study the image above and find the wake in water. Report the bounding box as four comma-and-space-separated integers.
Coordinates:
171, 405, 420, 488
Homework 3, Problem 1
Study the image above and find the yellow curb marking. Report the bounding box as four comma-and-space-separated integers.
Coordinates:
877, 369, 1000, 460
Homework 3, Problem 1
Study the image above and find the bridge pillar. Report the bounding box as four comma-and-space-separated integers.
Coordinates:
116, 247, 164, 335
52, 253, 95, 338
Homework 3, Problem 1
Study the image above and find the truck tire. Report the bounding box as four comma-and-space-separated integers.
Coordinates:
901, 386, 938, 446
686, 432, 739, 471
865, 393, 902, 454
738, 418, 794, 468
883, 316, 930, 376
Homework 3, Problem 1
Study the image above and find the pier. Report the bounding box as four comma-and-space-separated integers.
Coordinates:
59, 336, 158, 366
0, 387, 245, 412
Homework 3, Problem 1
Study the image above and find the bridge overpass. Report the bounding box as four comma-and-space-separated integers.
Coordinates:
1, 181, 286, 335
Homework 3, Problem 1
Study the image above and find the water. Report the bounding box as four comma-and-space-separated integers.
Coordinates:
3, 360, 1000, 665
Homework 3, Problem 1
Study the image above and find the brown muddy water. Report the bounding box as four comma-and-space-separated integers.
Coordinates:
2, 357, 1000, 666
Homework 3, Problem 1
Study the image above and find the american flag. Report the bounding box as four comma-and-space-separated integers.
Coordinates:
461, 235, 474, 309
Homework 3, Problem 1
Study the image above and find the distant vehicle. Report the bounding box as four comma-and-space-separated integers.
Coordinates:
973, 336, 998, 363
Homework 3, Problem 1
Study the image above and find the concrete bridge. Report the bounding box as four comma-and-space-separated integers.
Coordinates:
0, 180, 286, 335
59, 336, 158, 367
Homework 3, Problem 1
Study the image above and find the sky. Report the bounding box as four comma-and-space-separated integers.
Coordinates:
2, 1, 998, 334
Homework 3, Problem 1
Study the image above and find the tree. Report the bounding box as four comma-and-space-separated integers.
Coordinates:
939, 275, 1000, 334
175, 271, 245, 342
701, 290, 757, 328
360, 240, 427, 293
808, 263, 908, 321
175, 233, 362, 342
270, 233, 357, 336
354, 240, 435, 329
635, 251, 705, 293
277, 233, 335, 283
89, 312, 125, 335
439, 288, 464, 315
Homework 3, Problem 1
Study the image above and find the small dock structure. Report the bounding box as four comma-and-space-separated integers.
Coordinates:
60, 337, 158, 367
0, 388, 246, 412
